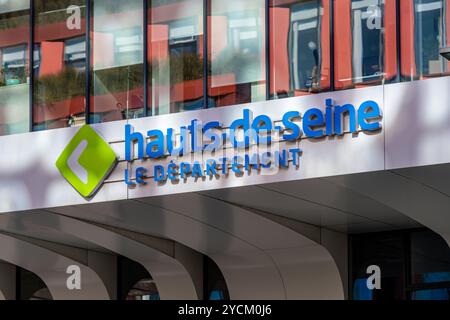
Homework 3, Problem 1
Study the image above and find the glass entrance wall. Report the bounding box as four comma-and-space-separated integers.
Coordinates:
410, 230, 450, 299
3, 0, 450, 135
351, 229, 450, 301
0, 0, 30, 136
351, 232, 406, 300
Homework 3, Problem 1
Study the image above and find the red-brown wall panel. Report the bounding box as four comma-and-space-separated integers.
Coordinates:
269, 7, 290, 95
39, 41, 64, 77
334, 0, 352, 89
385, 0, 398, 80
400, 0, 416, 78
320, 0, 331, 89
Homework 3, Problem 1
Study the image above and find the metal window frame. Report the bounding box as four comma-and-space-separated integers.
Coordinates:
396, 0, 402, 83
265, 0, 270, 100
203, 0, 208, 109
15, 266, 21, 300
29, 0, 34, 132
144, 0, 149, 116
330, 0, 335, 91
85, 0, 91, 124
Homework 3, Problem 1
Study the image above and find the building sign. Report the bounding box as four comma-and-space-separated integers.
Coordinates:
124, 99, 382, 187
55, 98, 382, 199
56, 125, 117, 199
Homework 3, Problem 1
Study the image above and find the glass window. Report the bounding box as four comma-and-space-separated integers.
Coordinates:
411, 288, 450, 300
204, 256, 229, 300
334, 0, 397, 90
33, 0, 86, 131
410, 230, 450, 285
351, 233, 406, 300
148, 0, 204, 115
208, 0, 266, 108
90, 0, 144, 123
0, 0, 30, 136
410, 230, 450, 300
270, 0, 330, 99
351, 229, 450, 300
401, 0, 450, 80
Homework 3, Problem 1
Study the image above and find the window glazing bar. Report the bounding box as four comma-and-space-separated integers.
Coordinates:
86, 0, 91, 124
144, 0, 149, 117
203, 0, 208, 109
29, 0, 34, 132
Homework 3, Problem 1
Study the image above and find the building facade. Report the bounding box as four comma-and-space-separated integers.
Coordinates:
0, 0, 450, 300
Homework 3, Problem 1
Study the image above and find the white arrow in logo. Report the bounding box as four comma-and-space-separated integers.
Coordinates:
67, 140, 88, 184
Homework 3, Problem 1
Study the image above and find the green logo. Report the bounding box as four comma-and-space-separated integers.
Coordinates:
56, 125, 117, 199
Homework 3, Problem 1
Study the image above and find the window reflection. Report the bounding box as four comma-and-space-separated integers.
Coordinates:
351, 229, 450, 300
412, 288, 450, 300
0, 0, 30, 136
125, 278, 160, 300
270, 0, 330, 99
334, 0, 397, 89
208, 0, 266, 108
90, 0, 144, 123
411, 230, 450, 285
410, 230, 450, 300
401, 0, 450, 79
148, 0, 204, 115
5, 0, 450, 136
33, 0, 86, 130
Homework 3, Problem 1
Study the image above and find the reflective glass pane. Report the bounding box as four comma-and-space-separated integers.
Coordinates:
208, 0, 266, 108
90, 0, 144, 123
412, 288, 450, 300
270, 0, 330, 99
33, 0, 86, 130
334, 0, 397, 89
351, 233, 406, 300
411, 230, 450, 285
401, 0, 450, 79
0, 0, 30, 135
148, 0, 204, 115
